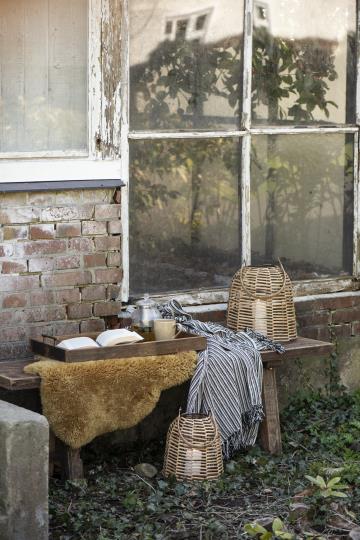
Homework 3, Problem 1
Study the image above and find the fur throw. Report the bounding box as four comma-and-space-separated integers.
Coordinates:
24, 352, 197, 449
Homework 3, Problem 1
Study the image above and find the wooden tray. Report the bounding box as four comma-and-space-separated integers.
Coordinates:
30, 332, 207, 363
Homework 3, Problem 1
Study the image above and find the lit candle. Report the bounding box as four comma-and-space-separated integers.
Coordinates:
184, 449, 202, 476
252, 299, 267, 336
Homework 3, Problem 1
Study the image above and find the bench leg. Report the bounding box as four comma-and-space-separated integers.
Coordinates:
56, 438, 84, 480
259, 367, 282, 455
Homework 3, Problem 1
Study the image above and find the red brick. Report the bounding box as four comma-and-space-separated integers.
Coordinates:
3, 225, 28, 241
93, 268, 122, 284
56, 255, 81, 270
94, 236, 120, 251
113, 189, 121, 204
300, 326, 331, 341
41, 205, 94, 222
0, 275, 39, 292
107, 285, 121, 300
67, 303, 93, 319
297, 311, 330, 328
81, 285, 106, 301
41, 271, 92, 288
82, 221, 107, 236
28, 258, 55, 273
68, 237, 95, 253
55, 289, 81, 304
2, 293, 28, 309
95, 204, 120, 220
2, 260, 27, 274
18, 240, 67, 257
28, 325, 54, 339
30, 224, 55, 240
0, 342, 30, 361
0, 207, 40, 224
332, 324, 352, 339
351, 321, 360, 336
83, 253, 107, 268
108, 220, 121, 234
93, 301, 121, 317
0, 326, 27, 342
27, 192, 56, 206
30, 290, 56, 306
332, 307, 360, 325
25, 306, 66, 323
56, 222, 81, 238
0, 311, 25, 326
0, 244, 14, 257
107, 252, 121, 267
80, 319, 105, 333
54, 321, 80, 335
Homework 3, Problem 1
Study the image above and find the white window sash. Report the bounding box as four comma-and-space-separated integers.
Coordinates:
0, 0, 121, 183
121, 0, 360, 302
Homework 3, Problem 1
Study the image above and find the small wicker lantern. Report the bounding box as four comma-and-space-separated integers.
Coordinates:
227, 261, 297, 342
163, 412, 223, 481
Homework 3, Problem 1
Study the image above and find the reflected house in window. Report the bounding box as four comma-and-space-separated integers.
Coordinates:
129, 0, 356, 294
163, 9, 212, 43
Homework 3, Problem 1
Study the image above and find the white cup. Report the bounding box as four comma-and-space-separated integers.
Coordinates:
154, 319, 179, 341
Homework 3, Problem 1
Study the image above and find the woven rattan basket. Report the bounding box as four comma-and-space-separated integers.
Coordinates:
163, 412, 223, 481
227, 261, 297, 342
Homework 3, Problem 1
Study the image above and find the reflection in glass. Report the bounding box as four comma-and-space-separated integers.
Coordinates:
129, 0, 244, 131
251, 134, 354, 280
252, 0, 356, 125
130, 139, 242, 294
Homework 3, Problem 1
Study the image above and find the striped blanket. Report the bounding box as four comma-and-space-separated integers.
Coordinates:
160, 300, 284, 459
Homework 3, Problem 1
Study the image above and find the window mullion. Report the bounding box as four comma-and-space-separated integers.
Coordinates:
241, 0, 253, 266
241, 134, 252, 266
354, 131, 360, 277
356, 0, 360, 125
121, 0, 130, 302
242, 0, 254, 131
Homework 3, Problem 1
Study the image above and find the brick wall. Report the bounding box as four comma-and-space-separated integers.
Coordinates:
295, 293, 360, 341
0, 189, 122, 361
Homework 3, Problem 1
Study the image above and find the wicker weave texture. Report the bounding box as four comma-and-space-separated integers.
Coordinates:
163, 413, 223, 481
227, 263, 297, 342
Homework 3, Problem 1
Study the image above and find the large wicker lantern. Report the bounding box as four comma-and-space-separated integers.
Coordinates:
163, 413, 223, 481
227, 261, 297, 342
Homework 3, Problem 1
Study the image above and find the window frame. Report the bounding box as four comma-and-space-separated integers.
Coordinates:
121, 0, 360, 303
0, 0, 122, 184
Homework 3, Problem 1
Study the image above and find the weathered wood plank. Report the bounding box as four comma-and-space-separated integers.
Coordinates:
30, 334, 207, 363
1, 336, 333, 391
259, 367, 282, 454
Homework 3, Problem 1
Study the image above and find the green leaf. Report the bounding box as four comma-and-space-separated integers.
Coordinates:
272, 518, 284, 532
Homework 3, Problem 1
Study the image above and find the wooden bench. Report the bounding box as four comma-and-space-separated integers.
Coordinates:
0, 336, 333, 478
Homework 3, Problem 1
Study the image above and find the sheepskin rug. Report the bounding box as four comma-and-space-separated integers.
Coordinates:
24, 352, 197, 448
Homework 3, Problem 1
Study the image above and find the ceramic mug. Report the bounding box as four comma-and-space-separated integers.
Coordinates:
153, 319, 180, 341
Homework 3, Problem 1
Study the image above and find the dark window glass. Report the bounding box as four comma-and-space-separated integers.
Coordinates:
252, 0, 356, 125
251, 134, 354, 279
165, 21, 173, 35
130, 138, 242, 295
129, 0, 244, 131
196, 14, 207, 30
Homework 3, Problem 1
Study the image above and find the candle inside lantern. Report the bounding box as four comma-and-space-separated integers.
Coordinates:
252, 299, 267, 336
184, 449, 202, 477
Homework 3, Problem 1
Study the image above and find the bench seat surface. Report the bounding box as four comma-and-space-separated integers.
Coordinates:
0, 337, 333, 392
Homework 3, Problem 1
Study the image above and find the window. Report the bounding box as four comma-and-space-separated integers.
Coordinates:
0, 0, 121, 183
123, 0, 359, 301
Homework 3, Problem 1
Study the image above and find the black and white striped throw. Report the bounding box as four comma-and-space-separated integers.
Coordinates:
160, 300, 284, 459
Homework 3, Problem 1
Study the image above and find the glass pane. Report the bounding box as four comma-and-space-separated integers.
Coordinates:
251, 134, 354, 280
0, 0, 88, 153
130, 138, 242, 294
129, 0, 244, 131
252, 0, 356, 125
